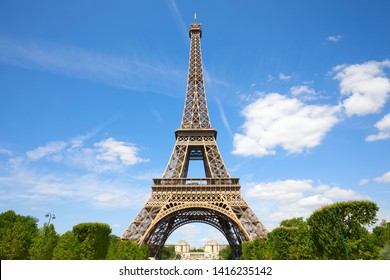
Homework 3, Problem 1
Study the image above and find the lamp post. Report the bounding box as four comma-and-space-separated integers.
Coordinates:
38, 213, 55, 260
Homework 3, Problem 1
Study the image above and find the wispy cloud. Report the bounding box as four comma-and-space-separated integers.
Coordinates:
24, 134, 149, 173
213, 96, 232, 136
94, 137, 149, 166
150, 107, 165, 124
0, 148, 12, 156
366, 113, 390, 142
0, 166, 149, 209
358, 170, 390, 186
167, 0, 188, 43
27, 141, 68, 161
0, 132, 152, 210
0, 34, 184, 96
359, 178, 370, 186
375, 171, 390, 183
203, 68, 231, 88
326, 35, 343, 42
279, 73, 292, 81
290, 85, 319, 101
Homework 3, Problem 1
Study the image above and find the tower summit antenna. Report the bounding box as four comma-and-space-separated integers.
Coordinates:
194, 11, 197, 23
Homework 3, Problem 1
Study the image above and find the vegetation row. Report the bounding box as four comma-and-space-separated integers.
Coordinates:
1, 200, 389, 260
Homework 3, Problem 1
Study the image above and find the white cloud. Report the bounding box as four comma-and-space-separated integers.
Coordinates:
0, 148, 12, 156
290, 85, 318, 100
267, 75, 275, 82
323, 186, 357, 199
247, 179, 313, 202
290, 85, 316, 96
375, 171, 390, 183
359, 178, 370, 186
167, 0, 187, 42
0, 162, 150, 209
326, 35, 342, 42
24, 134, 148, 172
279, 73, 292, 81
94, 137, 149, 166
366, 113, 390, 141
246, 179, 365, 230
298, 195, 331, 208
0, 34, 184, 96
93, 193, 115, 203
26, 141, 67, 161
233, 93, 340, 157
214, 96, 232, 135
334, 60, 390, 116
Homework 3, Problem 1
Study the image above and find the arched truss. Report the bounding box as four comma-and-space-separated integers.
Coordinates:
142, 207, 247, 259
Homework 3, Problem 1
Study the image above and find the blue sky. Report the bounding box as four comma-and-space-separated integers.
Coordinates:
1, 0, 389, 248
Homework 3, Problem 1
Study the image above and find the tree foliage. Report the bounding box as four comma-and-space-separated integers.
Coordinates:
52, 231, 80, 260
242, 201, 380, 260
277, 217, 315, 259
120, 239, 148, 260
372, 220, 390, 259
241, 218, 314, 260
106, 234, 121, 260
307, 200, 379, 259
29, 224, 59, 260
0, 210, 39, 260
72, 222, 112, 260
372, 220, 390, 247
160, 245, 176, 260
380, 243, 390, 260
137, 243, 149, 260
1, 202, 385, 260
241, 238, 272, 260
241, 240, 255, 260
0, 210, 148, 260
219, 245, 233, 260
271, 227, 299, 259
106, 235, 148, 260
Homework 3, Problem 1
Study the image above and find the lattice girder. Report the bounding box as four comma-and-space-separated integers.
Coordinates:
181, 21, 210, 129
162, 130, 230, 179
162, 144, 188, 179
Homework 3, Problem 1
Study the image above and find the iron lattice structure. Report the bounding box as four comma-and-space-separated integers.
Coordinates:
121, 17, 267, 258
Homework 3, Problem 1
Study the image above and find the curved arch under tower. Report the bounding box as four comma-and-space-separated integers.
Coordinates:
142, 206, 248, 258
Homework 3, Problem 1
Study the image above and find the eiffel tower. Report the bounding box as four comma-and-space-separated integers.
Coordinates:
121, 14, 267, 259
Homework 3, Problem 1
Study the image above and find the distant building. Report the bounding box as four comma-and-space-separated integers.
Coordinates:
204, 240, 228, 254
174, 240, 228, 260
175, 240, 190, 253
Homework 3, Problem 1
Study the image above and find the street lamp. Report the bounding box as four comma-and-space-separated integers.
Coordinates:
38, 213, 55, 260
